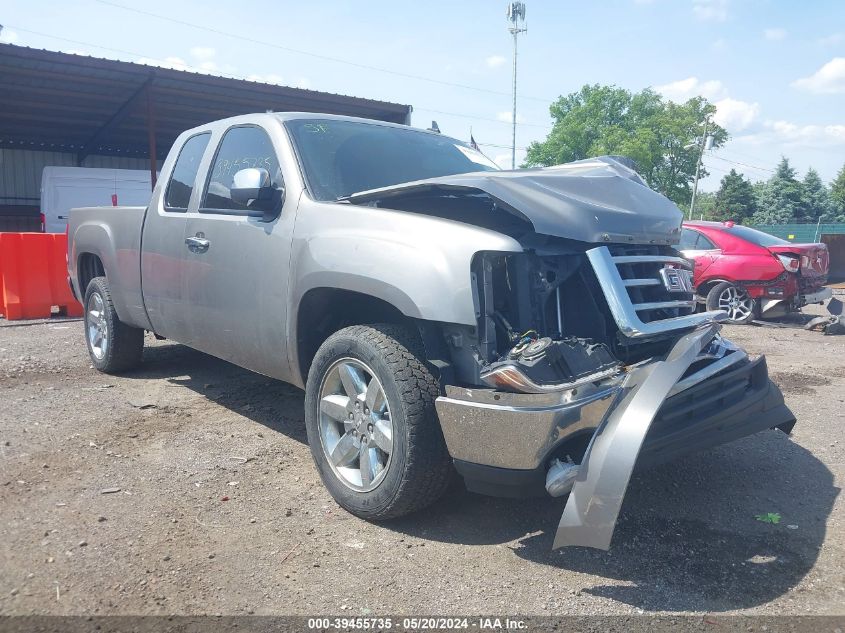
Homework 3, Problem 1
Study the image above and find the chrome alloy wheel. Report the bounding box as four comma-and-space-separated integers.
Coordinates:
717, 284, 755, 322
317, 358, 393, 492
86, 292, 109, 360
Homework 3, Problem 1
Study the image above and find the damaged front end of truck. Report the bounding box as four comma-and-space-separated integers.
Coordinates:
348, 157, 796, 550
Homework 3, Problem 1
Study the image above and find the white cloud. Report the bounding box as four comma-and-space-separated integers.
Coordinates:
655, 76, 726, 102
767, 120, 845, 146
246, 73, 285, 85
713, 98, 760, 131
711, 38, 728, 51
187, 47, 218, 72
792, 58, 845, 94
496, 111, 525, 124
0, 27, 19, 44
486, 55, 507, 69
189, 46, 216, 61
818, 33, 843, 47
657, 77, 759, 132
136, 56, 191, 71
733, 121, 845, 150
136, 47, 224, 74
493, 151, 526, 169
693, 0, 729, 22
295, 77, 313, 90
764, 28, 787, 41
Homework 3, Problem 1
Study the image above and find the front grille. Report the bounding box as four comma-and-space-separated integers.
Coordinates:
586, 245, 726, 339
607, 245, 695, 323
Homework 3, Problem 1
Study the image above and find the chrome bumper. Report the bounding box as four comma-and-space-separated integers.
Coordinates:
435, 382, 621, 471
435, 326, 766, 549
435, 328, 745, 471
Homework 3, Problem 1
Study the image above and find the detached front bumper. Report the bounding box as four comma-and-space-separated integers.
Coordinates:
434, 325, 795, 549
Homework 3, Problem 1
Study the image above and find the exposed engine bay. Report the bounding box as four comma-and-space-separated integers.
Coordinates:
346, 159, 704, 394
466, 243, 697, 393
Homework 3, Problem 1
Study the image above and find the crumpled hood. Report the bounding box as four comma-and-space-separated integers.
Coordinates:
346, 156, 684, 245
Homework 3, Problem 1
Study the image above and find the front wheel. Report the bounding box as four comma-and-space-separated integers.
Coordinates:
706, 281, 757, 324
304, 324, 453, 520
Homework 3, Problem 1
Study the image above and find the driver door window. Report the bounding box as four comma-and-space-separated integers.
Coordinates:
201, 126, 283, 215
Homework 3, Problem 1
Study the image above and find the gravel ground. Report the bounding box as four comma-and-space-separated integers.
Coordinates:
0, 308, 843, 617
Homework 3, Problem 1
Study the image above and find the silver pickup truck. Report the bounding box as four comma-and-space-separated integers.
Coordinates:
68, 113, 796, 549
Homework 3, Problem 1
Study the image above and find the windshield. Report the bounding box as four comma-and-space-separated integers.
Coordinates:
285, 119, 499, 201
723, 225, 790, 247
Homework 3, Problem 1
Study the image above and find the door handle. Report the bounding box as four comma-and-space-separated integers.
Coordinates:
185, 235, 210, 253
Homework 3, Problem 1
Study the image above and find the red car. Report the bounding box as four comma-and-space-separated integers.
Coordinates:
679, 221, 831, 324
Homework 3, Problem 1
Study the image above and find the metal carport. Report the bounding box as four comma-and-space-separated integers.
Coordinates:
0, 44, 412, 229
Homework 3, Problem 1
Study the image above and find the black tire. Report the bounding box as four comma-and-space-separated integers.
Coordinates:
706, 281, 757, 324
304, 324, 453, 520
83, 276, 144, 373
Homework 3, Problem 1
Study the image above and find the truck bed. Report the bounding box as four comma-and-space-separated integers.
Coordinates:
67, 205, 150, 330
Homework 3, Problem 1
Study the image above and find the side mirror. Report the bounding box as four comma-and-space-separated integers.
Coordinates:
231, 167, 270, 204
231, 168, 285, 221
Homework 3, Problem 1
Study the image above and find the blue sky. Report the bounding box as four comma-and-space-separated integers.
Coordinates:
2, 0, 843, 191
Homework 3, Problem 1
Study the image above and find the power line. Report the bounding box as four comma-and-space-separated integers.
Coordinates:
92, 0, 557, 104
7, 25, 552, 135
413, 107, 551, 130
478, 141, 529, 151
709, 154, 775, 174
717, 146, 778, 168
7, 25, 268, 80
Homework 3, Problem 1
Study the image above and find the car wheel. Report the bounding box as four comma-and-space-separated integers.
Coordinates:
84, 276, 144, 373
706, 281, 757, 324
304, 324, 453, 520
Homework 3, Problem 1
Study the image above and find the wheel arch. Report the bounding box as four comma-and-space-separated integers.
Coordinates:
293, 287, 415, 388
697, 277, 734, 298
77, 252, 106, 298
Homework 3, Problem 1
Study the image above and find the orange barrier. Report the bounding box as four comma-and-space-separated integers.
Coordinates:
0, 233, 83, 320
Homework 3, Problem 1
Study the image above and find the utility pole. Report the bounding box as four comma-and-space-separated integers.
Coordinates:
507, 3, 526, 170
688, 119, 713, 220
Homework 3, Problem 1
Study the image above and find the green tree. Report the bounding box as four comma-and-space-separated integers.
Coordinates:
694, 191, 717, 220
523, 84, 728, 207
751, 157, 805, 224
711, 169, 756, 223
801, 168, 833, 222
830, 163, 845, 220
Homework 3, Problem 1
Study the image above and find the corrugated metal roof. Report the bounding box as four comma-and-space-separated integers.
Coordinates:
0, 44, 412, 160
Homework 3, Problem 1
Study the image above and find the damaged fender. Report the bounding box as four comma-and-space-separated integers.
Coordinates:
553, 324, 719, 550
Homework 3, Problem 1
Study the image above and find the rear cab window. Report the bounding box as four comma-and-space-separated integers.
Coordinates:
164, 133, 211, 212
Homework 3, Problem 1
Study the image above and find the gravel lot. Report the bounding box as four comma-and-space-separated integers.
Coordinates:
0, 308, 843, 617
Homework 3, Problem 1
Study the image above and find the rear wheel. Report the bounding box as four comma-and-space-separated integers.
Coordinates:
84, 276, 144, 373
706, 281, 757, 324
304, 324, 453, 520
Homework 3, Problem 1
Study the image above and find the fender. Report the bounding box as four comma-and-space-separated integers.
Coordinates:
68, 208, 152, 330
287, 199, 524, 384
